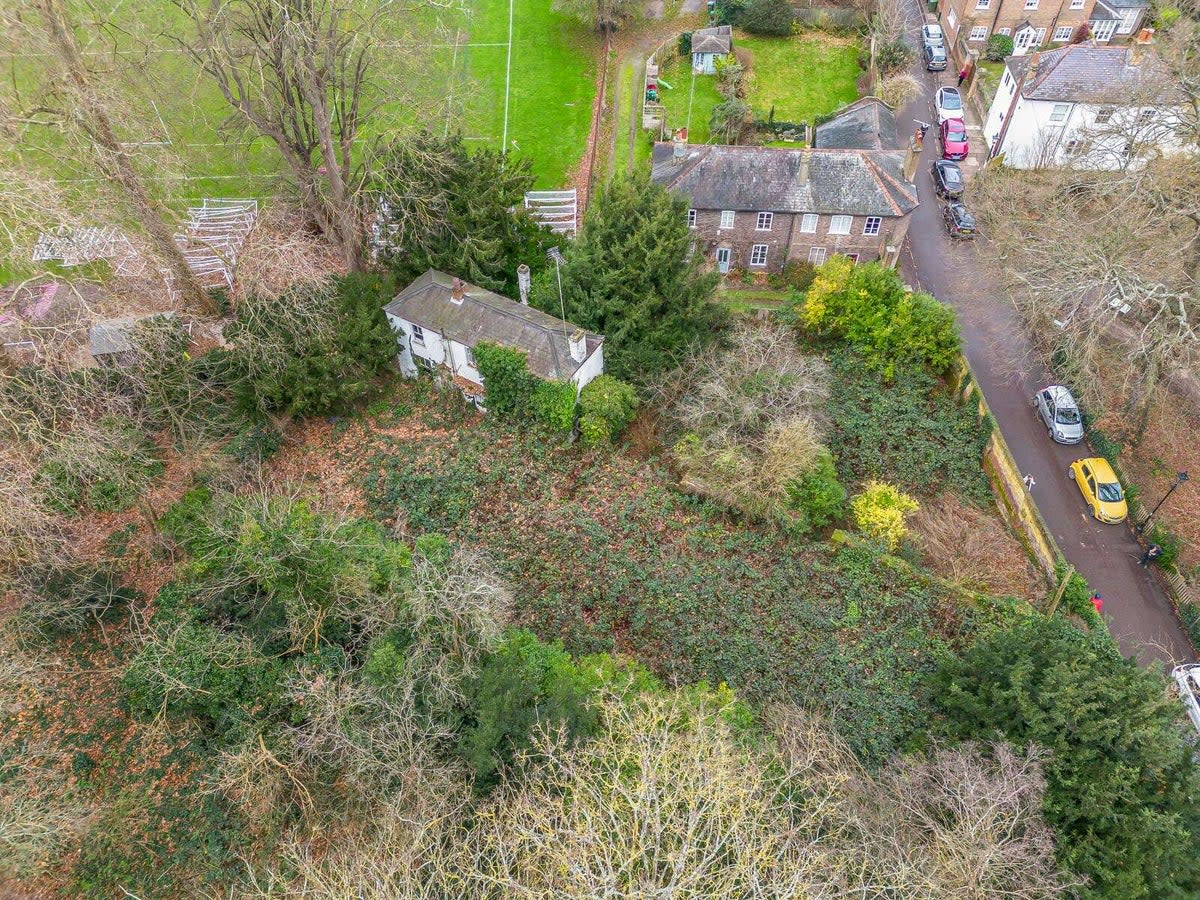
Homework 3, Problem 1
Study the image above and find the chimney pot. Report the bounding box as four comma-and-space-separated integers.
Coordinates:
517, 264, 531, 305
450, 277, 465, 303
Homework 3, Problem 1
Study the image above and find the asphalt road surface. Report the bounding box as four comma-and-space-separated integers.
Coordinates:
896, 30, 1195, 666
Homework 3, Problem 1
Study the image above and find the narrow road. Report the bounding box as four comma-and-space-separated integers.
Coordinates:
895, 23, 1195, 666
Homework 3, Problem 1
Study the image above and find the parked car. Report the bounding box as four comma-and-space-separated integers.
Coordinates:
931, 159, 963, 199
939, 118, 969, 160
1068, 457, 1128, 524
924, 43, 948, 71
1171, 665, 1200, 739
934, 86, 964, 124
1033, 385, 1084, 444
942, 202, 976, 239
923, 23, 945, 46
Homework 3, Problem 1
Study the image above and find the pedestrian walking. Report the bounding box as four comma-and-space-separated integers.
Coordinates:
1139, 544, 1164, 567
1023, 473, 1036, 491
958, 66, 968, 87
1090, 592, 1103, 614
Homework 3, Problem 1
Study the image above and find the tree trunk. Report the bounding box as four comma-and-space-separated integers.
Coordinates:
38, 0, 216, 316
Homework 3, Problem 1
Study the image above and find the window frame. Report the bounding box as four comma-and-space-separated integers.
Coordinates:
1053, 25, 1073, 41
719, 209, 735, 228
687, 208, 697, 228
1049, 103, 1070, 124
862, 216, 882, 236
845, 253, 861, 263
969, 25, 988, 41
998, 27, 1011, 35
1069, 0, 1083, 7
808, 246, 827, 264
828, 214, 852, 235
463, 345, 476, 368
975, 0, 990, 8
749, 243, 769, 267
1034, 26, 1047, 42
1116, 7, 1140, 33
410, 323, 426, 345
1095, 105, 1115, 124
755, 211, 773, 231
799, 213, 819, 233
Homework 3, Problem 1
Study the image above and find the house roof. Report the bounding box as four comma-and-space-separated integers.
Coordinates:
1007, 42, 1179, 104
383, 269, 602, 382
88, 312, 179, 357
813, 97, 903, 151
691, 25, 732, 54
650, 143, 918, 217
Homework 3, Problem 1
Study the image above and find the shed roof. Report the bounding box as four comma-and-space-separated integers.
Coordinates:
691, 25, 732, 54
1007, 42, 1179, 104
88, 312, 179, 357
814, 97, 903, 151
650, 143, 917, 217
384, 270, 602, 382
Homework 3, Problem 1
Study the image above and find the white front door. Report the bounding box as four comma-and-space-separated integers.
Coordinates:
716, 247, 731, 273
1013, 26, 1037, 54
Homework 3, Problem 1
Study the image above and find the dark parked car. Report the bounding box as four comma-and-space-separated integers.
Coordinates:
924, 43, 947, 71
931, 160, 963, 199
942, 202, 976, 239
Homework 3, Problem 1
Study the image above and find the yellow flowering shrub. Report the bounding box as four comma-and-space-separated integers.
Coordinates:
850, 480, 919, 551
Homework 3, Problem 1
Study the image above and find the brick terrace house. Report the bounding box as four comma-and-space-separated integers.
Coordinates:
650, 136, 918, 273
938, 0, 1149, 59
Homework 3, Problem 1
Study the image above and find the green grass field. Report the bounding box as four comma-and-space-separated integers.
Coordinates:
655, 53, 723, 144
5, 0, 598, 208
736, 31, 860, 126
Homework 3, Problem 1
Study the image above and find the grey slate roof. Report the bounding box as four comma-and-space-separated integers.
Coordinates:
650, 143, 918, 217
814, 97, 903, 151
383, 270, 602, 382
691, 25, 732, 54
88, 312, 178, 357
1008, 42, 1178, 104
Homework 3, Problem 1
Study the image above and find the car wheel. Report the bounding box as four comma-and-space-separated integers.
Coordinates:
1068, 467, 1076, 479
1049, 426, 1056, 440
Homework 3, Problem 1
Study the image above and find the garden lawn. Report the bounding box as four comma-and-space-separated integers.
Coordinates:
352, 383, 1020, 766
655, 52, 723, 145
736, 30, 860, 126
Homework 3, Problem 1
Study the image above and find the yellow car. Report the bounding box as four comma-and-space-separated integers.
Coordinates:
1068, 457, 1128, 524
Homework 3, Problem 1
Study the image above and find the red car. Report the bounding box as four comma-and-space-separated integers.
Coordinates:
939, 118, 969, 161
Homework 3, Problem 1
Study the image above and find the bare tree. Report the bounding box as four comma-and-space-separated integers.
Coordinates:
168, 0, 388, 269
0, 0, 216, 315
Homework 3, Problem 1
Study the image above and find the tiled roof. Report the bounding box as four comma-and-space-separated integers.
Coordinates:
1009, 42, 1179, 104
650, 143, 918, 218
383, 270, 602, 382
691, 25, 731, 54
814, 97, 903, 151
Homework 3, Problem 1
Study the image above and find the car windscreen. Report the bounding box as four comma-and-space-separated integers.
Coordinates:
1097, 482, 1124, 502
944, 167, 961, 185
942, 92, 962, 109
1055, 407, 1081, 424
947, 127, 966, 142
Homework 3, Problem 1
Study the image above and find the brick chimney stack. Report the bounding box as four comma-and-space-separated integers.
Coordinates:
450, 277, 465, 304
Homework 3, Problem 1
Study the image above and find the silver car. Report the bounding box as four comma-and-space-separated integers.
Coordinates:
1033, 385, 1084, 444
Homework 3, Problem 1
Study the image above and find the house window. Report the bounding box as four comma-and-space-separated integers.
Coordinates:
756, 211, 773, 231
1136, 109, 1154, 125
828, 215, 852, 235
749, 244, 769, 267
808, 247, 827, 264
947, 8, 957, 28
846, 253, 861, 263
1034, 27, 1047, 42
1069, 0, 1083, 7
687, 208, 697, 228
863, 216, 882, 236
1049, 103, 1070, 124
1091, 18, 1116, 40
1117, 7, 1140, 33
998, 27, 1011, 35
800, 213, 818, 233
1064, 139, 1083, 155
464, 346, 476, 368
1024, 0, 1037, 9
975, 0, 990, 8
1095, 105, 1115, 123
969, 25, 988, 41
1002, 70, 1012, 89
1053, 25, 1073, 40
410, 323, 425, 345
719, 209, 735, 228
416, 355, 436, 372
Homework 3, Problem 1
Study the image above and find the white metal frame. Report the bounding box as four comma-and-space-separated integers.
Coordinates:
524, 190, 578, 237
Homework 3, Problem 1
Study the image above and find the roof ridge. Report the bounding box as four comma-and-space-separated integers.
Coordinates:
859, 153, 905, 216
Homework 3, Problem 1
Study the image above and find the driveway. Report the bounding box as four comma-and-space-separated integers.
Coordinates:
895, 30, 1195, 666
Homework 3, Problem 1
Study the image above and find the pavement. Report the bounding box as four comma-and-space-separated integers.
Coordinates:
896, 22, 1196, 667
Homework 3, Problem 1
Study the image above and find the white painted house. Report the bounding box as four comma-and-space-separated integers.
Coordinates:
983, 40, 1188, 169
383, 269, 604, 409
691, 25, 732, 74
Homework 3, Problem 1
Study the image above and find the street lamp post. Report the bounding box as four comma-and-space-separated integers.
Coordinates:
1136, 471, 1188, 535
